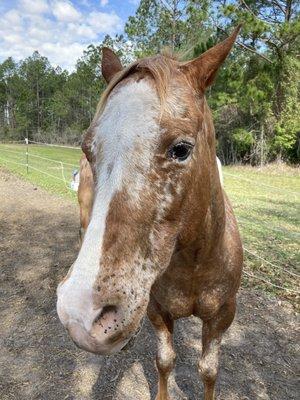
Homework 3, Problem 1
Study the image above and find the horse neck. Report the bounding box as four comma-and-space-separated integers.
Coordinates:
177, 99, 226, 258
206, 100, 225, 214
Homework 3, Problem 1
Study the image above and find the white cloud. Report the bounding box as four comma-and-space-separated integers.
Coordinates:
0, 1, 124, 71
52, 1, 81, 22
40, 42, 87, 70
89, 11, 122, 33
67, 22, 97, 39
3, 9, 22, 25
100, 0, 109, 6
4, 33, 23, 45
20, 0, 50, 14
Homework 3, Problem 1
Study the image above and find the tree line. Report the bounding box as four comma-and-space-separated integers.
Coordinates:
0, 0, 299, 164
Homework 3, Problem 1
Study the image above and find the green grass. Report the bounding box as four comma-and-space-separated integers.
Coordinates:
1, 143, 299, 304
0, 143, 81, 200
223, 164, 299, 305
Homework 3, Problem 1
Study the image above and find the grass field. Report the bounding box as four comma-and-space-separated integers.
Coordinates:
1, 142, 299, 305
0, 142, 81, 199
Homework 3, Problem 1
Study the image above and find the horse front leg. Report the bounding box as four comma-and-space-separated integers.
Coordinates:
148, 298, 176, 400
199, 297, 236, 400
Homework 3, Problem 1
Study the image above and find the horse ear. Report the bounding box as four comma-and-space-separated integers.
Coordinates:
101, 47, 123, 83
181, 25, 242, 91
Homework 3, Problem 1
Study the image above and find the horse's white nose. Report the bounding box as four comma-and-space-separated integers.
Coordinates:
66, 320, 127, 355
57, 299, 130, 355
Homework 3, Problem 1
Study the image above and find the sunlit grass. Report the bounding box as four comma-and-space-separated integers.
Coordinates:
0, 143, 81, 200
223, 165, 299, 305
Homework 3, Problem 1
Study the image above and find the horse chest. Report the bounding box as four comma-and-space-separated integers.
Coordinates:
151, 264, 201, 319
152, 259, 229, 320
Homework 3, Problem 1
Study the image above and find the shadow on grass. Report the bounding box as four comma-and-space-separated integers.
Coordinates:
245, 197, 299, 224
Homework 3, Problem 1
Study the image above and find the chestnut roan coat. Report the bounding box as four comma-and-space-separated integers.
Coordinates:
78, 153, 94, 244
57, 26, 243, 400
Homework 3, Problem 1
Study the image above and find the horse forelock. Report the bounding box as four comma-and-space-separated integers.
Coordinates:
94, 53, 182, 121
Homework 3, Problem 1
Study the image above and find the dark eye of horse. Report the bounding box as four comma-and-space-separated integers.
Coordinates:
168, 142, 193, 162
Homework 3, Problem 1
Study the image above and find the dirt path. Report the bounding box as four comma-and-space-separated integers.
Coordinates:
0, 169, 298, 400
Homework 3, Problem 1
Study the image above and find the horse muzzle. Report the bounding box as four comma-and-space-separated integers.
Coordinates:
66, 320, 131, 355
58, 301, 142, 355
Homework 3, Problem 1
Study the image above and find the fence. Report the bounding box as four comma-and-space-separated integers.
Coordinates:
0, 139, 81, 192
0, 140, 299, 301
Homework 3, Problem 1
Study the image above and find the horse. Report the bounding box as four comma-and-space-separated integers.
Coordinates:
77, 153, 94, 244
57, 26, 243, 400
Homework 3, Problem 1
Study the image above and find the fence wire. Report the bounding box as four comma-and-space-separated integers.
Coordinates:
243, 247, 299, 278
243, 271, 299, 294
0, 141, 77, 191
28, 139, 80, 150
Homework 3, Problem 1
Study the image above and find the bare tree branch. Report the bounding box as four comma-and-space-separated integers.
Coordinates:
272, 0, 286, 16
236, 40, 273, 63
239, 0, 257, 18
157, 0, 172, 12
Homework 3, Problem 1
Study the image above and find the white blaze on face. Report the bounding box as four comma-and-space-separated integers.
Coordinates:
57, 79, 160, 332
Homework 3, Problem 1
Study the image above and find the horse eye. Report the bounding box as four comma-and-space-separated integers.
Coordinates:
168, 142, 193, 161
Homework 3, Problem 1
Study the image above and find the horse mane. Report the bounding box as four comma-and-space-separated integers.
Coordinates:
95, 52, 180, 120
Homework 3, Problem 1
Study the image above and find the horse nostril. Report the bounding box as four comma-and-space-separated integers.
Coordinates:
93, 305, 118, 325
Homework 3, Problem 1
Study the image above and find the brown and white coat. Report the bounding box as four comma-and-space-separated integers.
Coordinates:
57, 26, 243, 400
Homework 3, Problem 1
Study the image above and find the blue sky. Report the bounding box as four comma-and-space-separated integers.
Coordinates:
0, 0, 139, 71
